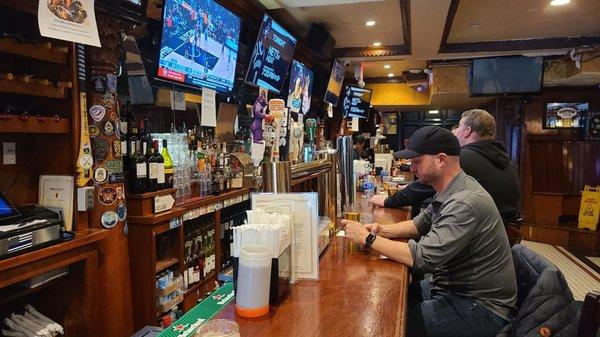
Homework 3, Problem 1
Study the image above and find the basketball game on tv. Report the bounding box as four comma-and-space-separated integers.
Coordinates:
157, 0, 241, 93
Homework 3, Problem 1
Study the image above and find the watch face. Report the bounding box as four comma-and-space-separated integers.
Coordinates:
365, 233, 376, 247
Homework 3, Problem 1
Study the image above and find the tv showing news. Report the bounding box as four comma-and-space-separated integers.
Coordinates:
470, 56, 543, 96
544, 102, 589, 128
287, 60, 313, 113
157, 0, 241, 93
324, 59, 345, 106
245, 14, 297, 93
342, 85, 372, 119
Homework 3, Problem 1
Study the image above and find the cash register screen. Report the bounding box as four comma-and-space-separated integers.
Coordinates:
0, 193, 19, 220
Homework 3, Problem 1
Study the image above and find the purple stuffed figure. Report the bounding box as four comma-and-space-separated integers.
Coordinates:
250, 95, 272, 143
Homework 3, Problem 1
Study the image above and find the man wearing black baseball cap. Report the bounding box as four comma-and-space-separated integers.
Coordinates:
342, 126, 516, 337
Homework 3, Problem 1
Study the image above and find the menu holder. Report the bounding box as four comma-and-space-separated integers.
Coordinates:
251, 192, 319, 282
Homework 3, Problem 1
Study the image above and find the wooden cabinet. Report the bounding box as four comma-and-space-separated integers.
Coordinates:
127, 188, 250, 330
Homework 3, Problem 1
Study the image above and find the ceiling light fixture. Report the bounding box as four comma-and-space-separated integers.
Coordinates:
387, 73, 394, 77
550, 0, 570, 5
384, 64, 391, 69
366, 21, 376, 26
372, 42, 382, 47
469, 23, 482, 28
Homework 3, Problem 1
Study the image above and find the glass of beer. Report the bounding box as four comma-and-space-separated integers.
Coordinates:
194, 319, 240, 337
344, 204, 360, 222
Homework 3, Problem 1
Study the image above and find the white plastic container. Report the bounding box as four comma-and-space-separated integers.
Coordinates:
235, 245, 272, 317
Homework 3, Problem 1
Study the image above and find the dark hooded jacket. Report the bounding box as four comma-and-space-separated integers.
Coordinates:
386, 140, 520, 223
495, 244, 581, 337
460, 140, 520, 223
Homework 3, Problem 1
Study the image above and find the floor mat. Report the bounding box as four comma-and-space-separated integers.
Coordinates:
521, 240, 600, 301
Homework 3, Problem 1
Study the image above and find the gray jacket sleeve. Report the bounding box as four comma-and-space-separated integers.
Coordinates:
408, 201, 477, 273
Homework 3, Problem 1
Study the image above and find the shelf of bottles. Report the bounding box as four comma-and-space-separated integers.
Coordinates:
121, 103, 250, 202
182, 214, 217, 293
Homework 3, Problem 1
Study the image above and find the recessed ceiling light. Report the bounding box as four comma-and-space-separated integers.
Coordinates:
366, 21, 376, 26
387, 73, 394, 77
550, 0, 570, 5
372, 42, 382, 47
429, 110, 439, 115
469, 22, 482, 28
384, 64, 391, 69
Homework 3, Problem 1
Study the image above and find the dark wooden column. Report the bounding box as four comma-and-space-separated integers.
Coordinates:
85, 14, 134, 337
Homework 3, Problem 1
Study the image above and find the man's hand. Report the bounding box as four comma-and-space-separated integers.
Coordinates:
341, 219, 370, 245
364, 223, 381, 235
370, 194, 387, 207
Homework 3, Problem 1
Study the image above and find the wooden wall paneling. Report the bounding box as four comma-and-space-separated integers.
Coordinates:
522, 225, 569, 246
568, 231, 599, 254
128, 224, 157, 331
531, 194, 562, 226
85, 14, 134, 337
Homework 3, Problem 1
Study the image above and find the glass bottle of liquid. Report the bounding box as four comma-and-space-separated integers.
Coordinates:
151, 140, 165, 190
146, 143, 159, 192
162, 139, 174, 189
132, 140, 147, 194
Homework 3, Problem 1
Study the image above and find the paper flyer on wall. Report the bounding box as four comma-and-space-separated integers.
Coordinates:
38, 0, 101, 47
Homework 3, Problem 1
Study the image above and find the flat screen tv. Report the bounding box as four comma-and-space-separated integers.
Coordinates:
470, 56, 543, 96
544, 102, 589, 128
245, 14, 297, 94
324, 59, 345, 106
96, 0, 147, 24
156, 0, 241, 93
287, 60, 314, 113
342, 85, 372, 119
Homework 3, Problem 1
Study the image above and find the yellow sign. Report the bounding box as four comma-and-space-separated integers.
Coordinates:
578, 185, 600, 230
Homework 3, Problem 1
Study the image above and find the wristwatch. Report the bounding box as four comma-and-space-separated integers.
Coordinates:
364, 233, 376, 249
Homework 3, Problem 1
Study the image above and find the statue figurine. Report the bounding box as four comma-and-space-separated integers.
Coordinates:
374, 124, 386, 148
250, 95, 271, 143
289, 121, 303, 163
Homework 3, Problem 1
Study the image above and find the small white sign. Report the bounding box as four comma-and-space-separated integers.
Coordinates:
154, 194, 175, 214
3, 142, 16, 165
170, 90, 186, 111
38, 0, 101, 47
201, 88, 217, 127
351, 117, 360, 131
327, 103, 333, 118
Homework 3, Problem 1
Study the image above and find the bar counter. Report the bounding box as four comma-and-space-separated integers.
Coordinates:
216, 206, 412, 337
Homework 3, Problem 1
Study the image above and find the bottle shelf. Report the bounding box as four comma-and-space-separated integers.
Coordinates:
0, 78, 68, 99
0, 117, 70, 134
155, 258, 179, 274
0, 38, 69, 64
184, 272, 216, 296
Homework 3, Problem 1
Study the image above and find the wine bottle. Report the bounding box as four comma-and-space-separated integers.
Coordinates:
146, 142, 158, 192
139, 119, 151, 156
162, 139, 174, 189
198, 234, 206, 280
151, 140, 165, 190
132, 140, 147, 193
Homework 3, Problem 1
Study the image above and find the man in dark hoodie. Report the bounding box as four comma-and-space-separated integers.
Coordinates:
371, 109, 520, 225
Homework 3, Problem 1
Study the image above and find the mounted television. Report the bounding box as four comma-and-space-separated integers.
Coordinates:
96, 0, 148, 25
287, 60, 314, 113
544, 102, 589, 129
324, 59, 345, 106
342, 85, 372, 119
245, 14, 297, 94
156, 0, 241, 93
470, 56, 543, 96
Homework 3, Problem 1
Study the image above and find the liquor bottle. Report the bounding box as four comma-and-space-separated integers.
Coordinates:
126, 108, 138, 160
139, 119, 152, 156
196, 234, 205, 281
120, 102, 132, 158
183, 238, 192, 288
191, 239, 199, 285
150, 140, 165, 190
146, 143, 158, 192
207, 226, 215, 275
132, 140, 147, 193
162, 139, 174, 189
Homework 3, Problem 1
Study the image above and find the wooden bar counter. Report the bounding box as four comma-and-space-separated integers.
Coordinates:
216, 206, 411, 337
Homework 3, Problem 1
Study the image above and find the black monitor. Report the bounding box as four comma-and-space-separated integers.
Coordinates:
0, 192, 20, 224
245, 14, 298, 94
470, 56, 543, 96
342, 85, 372, 119
156, 0, 242, 93
323, 59, 345, 106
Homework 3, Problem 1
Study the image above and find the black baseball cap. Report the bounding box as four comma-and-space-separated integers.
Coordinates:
394, 126, 460, 159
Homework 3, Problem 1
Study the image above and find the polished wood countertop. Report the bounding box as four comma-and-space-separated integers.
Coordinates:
216, 206, 411, 337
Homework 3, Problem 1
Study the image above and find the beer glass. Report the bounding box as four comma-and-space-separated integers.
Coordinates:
194, 319, 240, 337
344, 204, 360, 222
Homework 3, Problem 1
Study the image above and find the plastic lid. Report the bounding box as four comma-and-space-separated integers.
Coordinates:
240, 245, 271, 259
